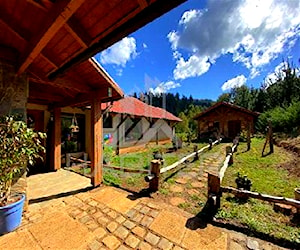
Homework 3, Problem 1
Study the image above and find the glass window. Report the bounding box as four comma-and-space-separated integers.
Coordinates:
125, 117, 142, 142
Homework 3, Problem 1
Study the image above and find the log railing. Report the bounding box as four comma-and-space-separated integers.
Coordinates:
146, 139, 222, 192
207, 137, 300, 211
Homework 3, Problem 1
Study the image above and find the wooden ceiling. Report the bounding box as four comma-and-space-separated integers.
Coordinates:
0, 0, 185, 107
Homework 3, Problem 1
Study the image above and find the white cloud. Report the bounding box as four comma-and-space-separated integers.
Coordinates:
221, 75, 247, 91
142, 43, 148, 49
168, 0, 300, 80
265, 62, 287, 85
100, 37, 137, 67
149, 81, 181, 95
173, 55, 210, 80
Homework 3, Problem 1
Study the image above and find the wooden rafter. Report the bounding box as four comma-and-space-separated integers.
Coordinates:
48, 0, 186, 79
17, 0, 85, 74
29, 76, 90, 94
55, 88, 111, 107
26, 0, 48, 11
0, 13, 58, 70
66, 17, 92, 48
137, 0, 148, 9
0, 13, 31, 41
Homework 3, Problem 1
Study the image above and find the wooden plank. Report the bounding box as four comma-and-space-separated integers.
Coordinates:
137, 0, 148, 9
17, 0, 85, 74
66, 17, 92, 47
90, 95, 103, 187
221, 186, 300, 209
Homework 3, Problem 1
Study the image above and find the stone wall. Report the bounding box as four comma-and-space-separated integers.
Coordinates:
0, 58, 29, 210
0, 61, 28, 121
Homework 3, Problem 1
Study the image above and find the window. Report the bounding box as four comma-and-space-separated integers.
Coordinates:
124, 117, 142, 142
103, 114, 113, 128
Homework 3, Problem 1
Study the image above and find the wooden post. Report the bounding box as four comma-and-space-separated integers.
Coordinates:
226, 146, 233, 165
149, 160, 161, 192
193, 145, 199, 161
209, 139, 212, 150
51, 108, 61, 171
269, 121, 274, 154
91, 96, 103, 187
207, 173, 221, 209
247, 124, 251, 151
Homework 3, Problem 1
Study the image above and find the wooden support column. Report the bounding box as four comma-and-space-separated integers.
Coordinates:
149, 160, 161, 192
51, 108, 61, 171
207, 173, 221, 209
91, 96, 103, 187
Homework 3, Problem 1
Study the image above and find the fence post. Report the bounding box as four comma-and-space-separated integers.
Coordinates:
226, 146, 233, 165
193, 145, 199, 161
209, 139, 213, 150
207, 173, 221, 209
149, 160, 161, 192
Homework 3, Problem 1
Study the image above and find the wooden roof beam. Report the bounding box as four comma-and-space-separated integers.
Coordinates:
0, 13, 31, 41
55, 88, 114, 108
0, 14, 58, 71
66, 17, 92, 48
137, 0, 148, 9
28, 76, 91, 94
17, 0, 85, 75
48, 0, 186, 80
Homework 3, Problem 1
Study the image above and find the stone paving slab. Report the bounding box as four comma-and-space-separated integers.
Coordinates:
28, 212, 94, 249
150, 211, 186, 245
1, 171, 289, 250
107, 194, 140, 214
0, 228, 42, 250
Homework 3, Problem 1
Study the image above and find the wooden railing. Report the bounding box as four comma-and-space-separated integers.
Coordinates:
207, 137, 300, 211
146, 139, 222, 192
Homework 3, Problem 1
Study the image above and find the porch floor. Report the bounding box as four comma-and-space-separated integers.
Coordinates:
27, 169, 92, 201
0, 183, 283, 249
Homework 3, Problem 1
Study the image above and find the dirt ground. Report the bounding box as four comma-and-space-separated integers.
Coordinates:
275, 136, 300, 177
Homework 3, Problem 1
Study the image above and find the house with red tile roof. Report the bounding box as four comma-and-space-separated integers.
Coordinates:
102, 97, 181, 154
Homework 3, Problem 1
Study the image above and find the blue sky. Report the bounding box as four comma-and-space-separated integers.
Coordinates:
95, 0, 300, 101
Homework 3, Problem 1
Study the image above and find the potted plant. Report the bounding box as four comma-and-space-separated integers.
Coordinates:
0, 116, 46, 234
235, 172, 252, 191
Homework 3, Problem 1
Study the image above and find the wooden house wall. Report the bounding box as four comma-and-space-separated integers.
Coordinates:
197, 106, 255, 138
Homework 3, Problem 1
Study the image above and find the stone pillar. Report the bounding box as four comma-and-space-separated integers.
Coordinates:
0, 58, 28, 121
0, 51, 29, 210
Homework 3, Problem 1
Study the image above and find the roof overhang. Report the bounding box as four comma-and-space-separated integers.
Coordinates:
0, 0, 186, 107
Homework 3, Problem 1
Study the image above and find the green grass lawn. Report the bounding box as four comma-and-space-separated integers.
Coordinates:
216, 138, 300, 244
68, 142, 207, 191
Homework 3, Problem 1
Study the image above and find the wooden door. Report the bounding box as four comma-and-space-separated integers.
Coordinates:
228, 120, 241, 138
27, 109, 46, 173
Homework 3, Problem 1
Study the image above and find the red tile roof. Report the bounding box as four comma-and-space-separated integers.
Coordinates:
101, 96, 181, 122
193, 101, 260, 120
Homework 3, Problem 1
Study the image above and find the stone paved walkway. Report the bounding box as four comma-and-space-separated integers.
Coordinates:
0, 184, 286, 249
159, 144, 227, 211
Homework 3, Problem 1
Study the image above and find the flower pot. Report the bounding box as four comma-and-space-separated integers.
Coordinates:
0, 194, 25, 234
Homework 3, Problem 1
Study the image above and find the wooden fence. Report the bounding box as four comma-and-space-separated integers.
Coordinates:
146, 139, 222, 192
207, 137, 300, 211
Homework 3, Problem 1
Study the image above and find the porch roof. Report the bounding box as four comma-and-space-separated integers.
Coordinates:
0, 0, 186, 106
101, 96, 182, 122
193, 102, 260, 120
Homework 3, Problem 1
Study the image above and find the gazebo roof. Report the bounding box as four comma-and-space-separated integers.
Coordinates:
0, 0, 185, 106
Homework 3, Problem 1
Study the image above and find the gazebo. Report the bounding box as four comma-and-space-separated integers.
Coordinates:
0, 0, 186, 186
